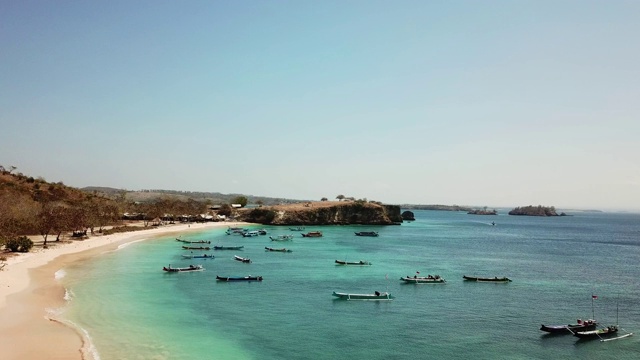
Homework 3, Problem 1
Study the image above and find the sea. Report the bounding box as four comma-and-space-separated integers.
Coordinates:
59, 210, 640, 359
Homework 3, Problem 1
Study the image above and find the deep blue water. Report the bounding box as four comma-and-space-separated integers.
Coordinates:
62, 210, 640, 359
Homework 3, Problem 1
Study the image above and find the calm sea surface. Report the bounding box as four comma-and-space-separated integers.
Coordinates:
61, 210, 640, 359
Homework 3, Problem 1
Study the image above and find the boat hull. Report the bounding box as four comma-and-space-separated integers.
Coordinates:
216, 275, 262, 282
335, 260, 371, 265
162, 265, 204, 272
574, 326, 618, 339
463, 275, 511, 282
400, 276, 445, 284
540, 321, 597, 334
332, 291, 393, 301
213, 246, 244, 250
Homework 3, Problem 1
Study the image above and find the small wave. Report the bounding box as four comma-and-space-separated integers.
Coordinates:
47, 316, 101, 360
116, 238, 148, 251
64, 287, 74, 301
55, 269, 67, 280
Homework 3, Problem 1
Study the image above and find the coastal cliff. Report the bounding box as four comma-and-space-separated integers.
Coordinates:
238, 201, 402, 225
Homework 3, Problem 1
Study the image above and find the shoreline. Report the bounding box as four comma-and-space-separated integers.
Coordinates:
0, 221, 249, 360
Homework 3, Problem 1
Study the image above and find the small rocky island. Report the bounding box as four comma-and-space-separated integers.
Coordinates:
467, 208, 497, 215
401, 211, 415, 221
508, 205, 566, 216
238, 201, 402, 225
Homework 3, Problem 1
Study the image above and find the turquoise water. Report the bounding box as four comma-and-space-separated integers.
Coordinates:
62, 211, 640, 359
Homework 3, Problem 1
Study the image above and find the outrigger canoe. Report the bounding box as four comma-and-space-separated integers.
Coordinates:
216, 275, 263, 282
269, 235, 294, 241
354, 231, 379, 237
181, 254, 215, 259
182, 246, 211, 250
213, 245, 244, 250
400, 275, 446, 284
463, 275, 511, 282
332, 291, 393, 301
176, 238, 211, 244
265, 247, 292, 252
335, 260, 371, 266
162, 264, 204, 272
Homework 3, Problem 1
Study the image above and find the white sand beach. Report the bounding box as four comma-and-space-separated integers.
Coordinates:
0, 221, 247, 360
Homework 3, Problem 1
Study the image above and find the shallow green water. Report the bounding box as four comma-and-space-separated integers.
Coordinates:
61, 211, 640, 359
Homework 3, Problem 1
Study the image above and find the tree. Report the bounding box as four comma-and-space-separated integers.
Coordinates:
321, 197, 328, 201
336, 195, 345, 201
232, 196, 248, 207
5, 236, 33, 252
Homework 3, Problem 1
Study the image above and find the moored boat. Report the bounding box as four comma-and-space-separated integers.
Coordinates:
335, 260, 371, 266
400, 275, 445, 284
463, 275, 511, 282
182, 246, 211, 250
573, 325, 619, 339
213, 245, 244, 250
181, 254, 215, 259
540, 319, 597, 334
270, 235, 294, 241
354, 231, 379, 237
301, 231, 323, 238
176, 238, 211, 244
332, 291, 393, 301
242, 230, 260, 237
216, 275, 263, 282
162, 264, 204, 272
265, 246, 292, 252
289, 227, 305, 231
234, 255, 251, 263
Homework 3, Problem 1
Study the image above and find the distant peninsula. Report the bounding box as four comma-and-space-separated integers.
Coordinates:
508, 205, 566, 217
467, 208, 497, 215
401, 204, 472, 212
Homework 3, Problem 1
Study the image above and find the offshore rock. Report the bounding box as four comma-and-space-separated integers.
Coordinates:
238, 201, 402, 225
401, 211, 415, 221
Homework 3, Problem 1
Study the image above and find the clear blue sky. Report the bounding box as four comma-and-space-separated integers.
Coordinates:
1, 1, 639, 210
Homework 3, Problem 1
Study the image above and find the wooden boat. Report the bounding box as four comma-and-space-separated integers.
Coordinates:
541, 319, 597, 334
216, 275, 263, 282
265, 246, 292, 252
162, 264, 204, 272
182, 246, 211, 250
332, 291, 393, 301
213, 245, 244, 250
574, 325, 619, 339
181, 254, 215, 259
335, 260, 371, 266
176, 238, 211, 244
226, 227, 247, 235
354, 231, 379, 237
270, 235, 294, 241
234, 255, 251, 263
289, 227, 305, 231
463, 275, 511, 282
400, 275, 446, 284
242, 230, 260, 237
301, 231, 322, 238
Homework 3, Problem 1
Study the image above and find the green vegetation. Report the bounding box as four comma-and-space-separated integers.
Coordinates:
232, 196, 248, 207
5, 236, 33, 252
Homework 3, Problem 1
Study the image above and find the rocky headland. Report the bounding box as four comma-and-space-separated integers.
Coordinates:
238, 201, 402, 225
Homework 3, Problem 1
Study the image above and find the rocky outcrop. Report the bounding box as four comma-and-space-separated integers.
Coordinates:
508, 205, 559, 216
239, 202, 402, 225
401, 211, 415, 221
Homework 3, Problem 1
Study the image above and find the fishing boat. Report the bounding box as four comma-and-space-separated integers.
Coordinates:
226, 227, 247, 235
354, 231, 379, 237
574, 325, 619, 339
182, 246, 211, 250
175, 238, 211, 244
265, 246, 292, 252
463, 275, 511, 282
234, 255, 251, 263
332, 291, 393, 301
162, 264, 204, 272
289, 227, 305, 231
400, 274, 446, 284
216, 275, 263, 282
573, 300, 634, 341
301, 231, 323, 238
213, 245, 244, 250
181, 254, 215, 259
541, 319, 596, 334
335, 260, 371, 265
242, 230, 260, 237
269, 235, 294, 241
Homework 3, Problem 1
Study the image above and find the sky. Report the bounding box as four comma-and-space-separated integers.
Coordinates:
1, 1, 639, 211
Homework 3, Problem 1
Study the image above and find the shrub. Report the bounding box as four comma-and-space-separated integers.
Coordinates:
5, 236, 34, 252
